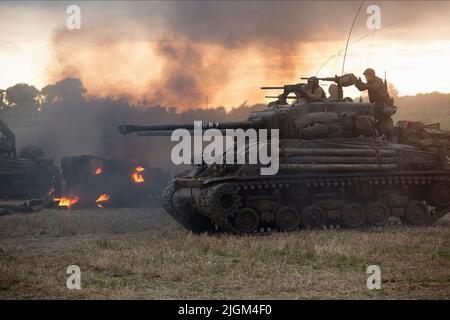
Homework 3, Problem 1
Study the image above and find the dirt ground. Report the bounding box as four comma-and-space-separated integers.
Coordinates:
0, 207, 449, 299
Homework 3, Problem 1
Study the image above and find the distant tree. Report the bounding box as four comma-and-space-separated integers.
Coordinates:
6, 83, 39, 108
41, 77, 86, 103
2, 83, 39, 119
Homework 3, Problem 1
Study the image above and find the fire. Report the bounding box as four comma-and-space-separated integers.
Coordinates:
95, 167, 104, 175
132, 172, 145, 183
132, 166, 145, 183
55, 196, 79, 208
95, 193, 110, 208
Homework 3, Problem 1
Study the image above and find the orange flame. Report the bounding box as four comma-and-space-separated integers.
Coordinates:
132, 172, 145, 183
95, 167, 104, 175
55, 196, 79, 208
132, 166, 145, 183
95, 193, 110, 208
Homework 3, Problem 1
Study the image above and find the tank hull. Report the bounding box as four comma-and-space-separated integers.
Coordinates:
162, 139, 450, 234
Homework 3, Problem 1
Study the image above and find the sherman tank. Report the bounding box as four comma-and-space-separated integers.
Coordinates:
118, 75, 450, 234
0, 119, 61, 199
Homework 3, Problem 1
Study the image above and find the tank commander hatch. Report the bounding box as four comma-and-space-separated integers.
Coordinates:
355, 68, 396, 139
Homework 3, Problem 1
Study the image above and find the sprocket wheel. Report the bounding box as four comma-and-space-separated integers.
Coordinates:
204, 183, 242, 217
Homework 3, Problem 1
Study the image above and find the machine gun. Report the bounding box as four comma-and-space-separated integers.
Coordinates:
260, 83, 308, 105
261, 74, 357, 103
301, 73, 357, 100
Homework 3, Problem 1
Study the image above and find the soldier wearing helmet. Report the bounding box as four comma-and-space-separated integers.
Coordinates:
355, 68, 391, 104
355, 68, 396, 139
303, 76, 326, 102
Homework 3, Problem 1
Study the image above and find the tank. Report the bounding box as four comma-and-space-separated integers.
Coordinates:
0, 119, 61, 199
117, 75, 450, 234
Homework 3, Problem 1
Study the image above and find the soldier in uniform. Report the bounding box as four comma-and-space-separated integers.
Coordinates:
327, 84, 340, 101
303, 76, 326, 102
355, 68, 396, 138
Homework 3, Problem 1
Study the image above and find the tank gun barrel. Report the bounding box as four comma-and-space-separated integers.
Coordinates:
265, 96, 298, 99
118, 120, 259, 136
261, 86, 285, 90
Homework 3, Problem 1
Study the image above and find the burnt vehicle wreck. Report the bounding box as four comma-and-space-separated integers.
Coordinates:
60, 155, 171, 208
0, 119, 61, 199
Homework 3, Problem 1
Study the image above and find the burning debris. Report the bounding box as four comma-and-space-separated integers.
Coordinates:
95, 193, 110, 208
131, 166, 145, 184
59, 155, 170, 208
55, 196, 79, 208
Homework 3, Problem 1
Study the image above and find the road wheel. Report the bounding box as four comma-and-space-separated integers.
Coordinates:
341, 203, 365, 228
233, 208, 260, 234
302, 205, 326, 229
275, 207, 301, 231
428, 183, 450, 207
403, 201, 429, 225
366, 201, 390, 227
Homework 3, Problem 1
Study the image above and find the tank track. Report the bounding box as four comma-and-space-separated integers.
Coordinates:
163, 173, 450, 234
161, 180, 194, 230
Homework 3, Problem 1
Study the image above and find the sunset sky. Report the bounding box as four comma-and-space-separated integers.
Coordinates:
1, 1, 450, 109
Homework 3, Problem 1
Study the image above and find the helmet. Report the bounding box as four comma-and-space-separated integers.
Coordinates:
307, 76, 319, 86
363, 68, 376, 77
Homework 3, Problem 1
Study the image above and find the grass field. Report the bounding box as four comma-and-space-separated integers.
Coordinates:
0, 207, 449, 299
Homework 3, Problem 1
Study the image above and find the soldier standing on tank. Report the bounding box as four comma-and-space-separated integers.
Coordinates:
303, 76, 326, 102
355, 68, 396, 139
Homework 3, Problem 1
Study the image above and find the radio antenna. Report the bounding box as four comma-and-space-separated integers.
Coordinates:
341, 0, 366, 75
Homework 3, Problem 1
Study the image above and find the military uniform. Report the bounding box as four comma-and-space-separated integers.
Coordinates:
328, 84, 340, 101
355, 69, 395, 138
304, 86, 326, 102
303, 77, 326, 102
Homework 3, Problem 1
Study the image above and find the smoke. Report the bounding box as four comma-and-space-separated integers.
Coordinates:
4, 1, 450, 175
46, 1, 448, 109
3, 78, 266, 174
47, 1, 358, 109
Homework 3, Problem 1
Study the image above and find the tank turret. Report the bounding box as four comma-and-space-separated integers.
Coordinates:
119, 100, 377, 140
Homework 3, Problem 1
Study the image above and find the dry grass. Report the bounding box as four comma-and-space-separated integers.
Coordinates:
0, 207, 449, 299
